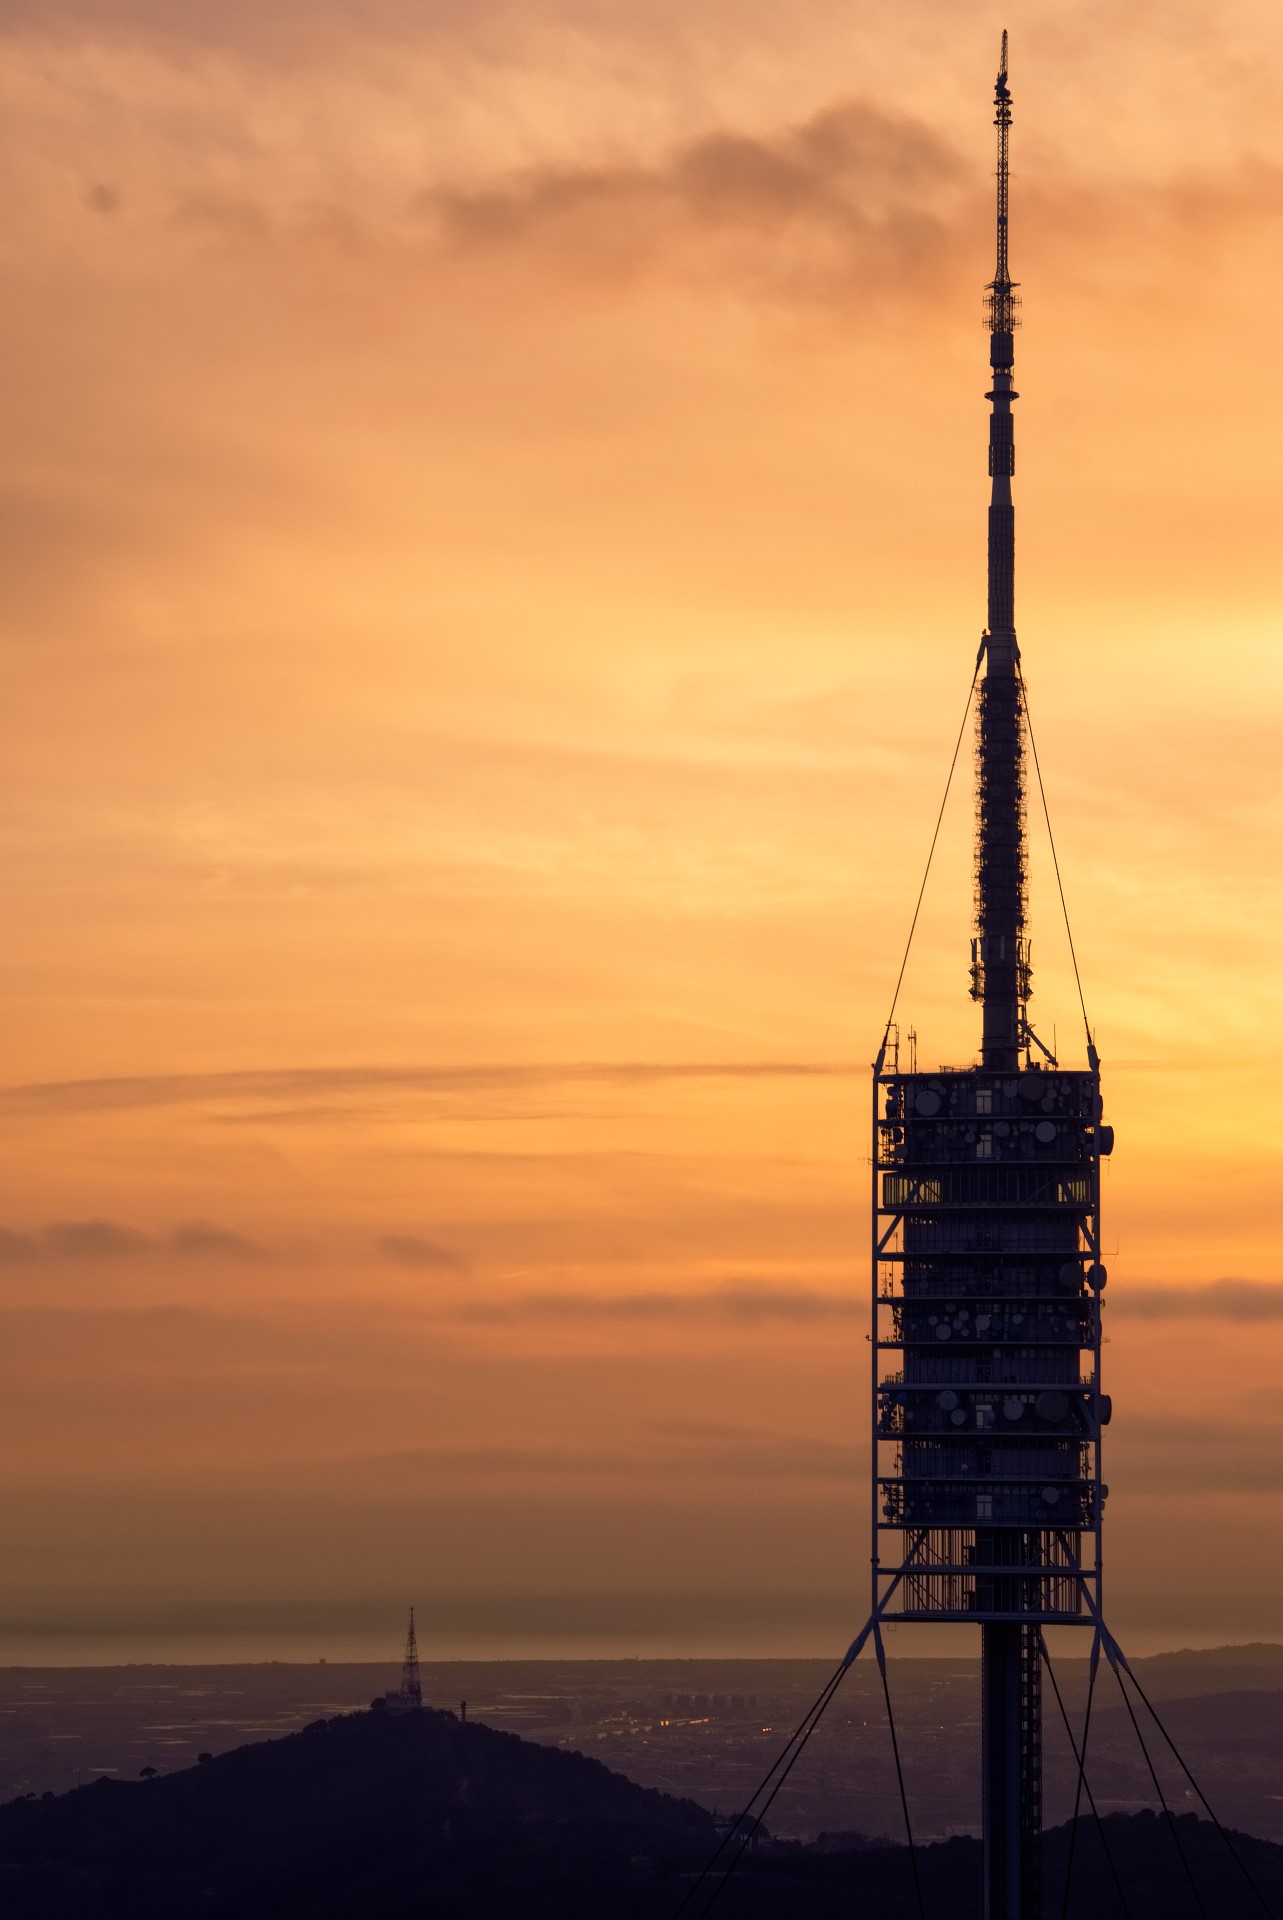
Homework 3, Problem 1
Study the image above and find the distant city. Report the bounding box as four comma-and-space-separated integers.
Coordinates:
4, 1649, 1283, 1850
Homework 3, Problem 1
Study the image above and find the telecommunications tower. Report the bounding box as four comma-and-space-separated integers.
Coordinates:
400, 1607, 423, 1708
689, 39, 1259, 1920
871, 35, 1113, 1919
384, 1606, 424, 1714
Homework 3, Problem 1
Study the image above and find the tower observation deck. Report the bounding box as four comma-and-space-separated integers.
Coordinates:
870, 35, 1113, 1920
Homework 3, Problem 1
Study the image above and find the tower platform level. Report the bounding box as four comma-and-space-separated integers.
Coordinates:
872, 1062, 1110, 1626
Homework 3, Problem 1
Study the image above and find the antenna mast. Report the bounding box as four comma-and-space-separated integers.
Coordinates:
972, 27, 1029, 1073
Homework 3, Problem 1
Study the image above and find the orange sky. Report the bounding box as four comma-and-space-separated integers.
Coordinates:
3, 0, 1283, 1660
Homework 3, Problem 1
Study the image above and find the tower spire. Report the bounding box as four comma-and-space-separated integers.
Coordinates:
972, 29, 1029, 1072
989, 31, 1014, 322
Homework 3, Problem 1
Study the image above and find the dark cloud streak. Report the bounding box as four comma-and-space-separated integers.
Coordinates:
169, 1221, 267, 1263
449, 1283, 856, 1326
1114, 1280, 1283, 1321
378, 1234, 469, 1273
0, 1220, 270, 1266
42, 1220, 151, 1261
0, 1059, 856, 1117
424, 99, 966, 303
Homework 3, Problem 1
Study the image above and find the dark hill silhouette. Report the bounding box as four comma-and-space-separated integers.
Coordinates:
0, 1704, 712, 1918
0, 1704, 1281, 1917
721, 1812, 1283, 1918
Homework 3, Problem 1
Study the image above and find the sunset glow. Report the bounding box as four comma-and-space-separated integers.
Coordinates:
4, 0, 1283, 1658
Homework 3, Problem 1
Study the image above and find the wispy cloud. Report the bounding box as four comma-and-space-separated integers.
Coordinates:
330, 1414, 856, 1485
423, 98, 966, 305
169, 1221, 268, 1262
448, 1283, 856, 1326
377, 1234, 469, 1273
0, 1059, 855, 1118
40, 1220, 151, 1261
0, 1218, 474, 1275
0, 1219, 270, 1265
1112, 1280, 1283, 1321
1118, 1414, 1283, 1494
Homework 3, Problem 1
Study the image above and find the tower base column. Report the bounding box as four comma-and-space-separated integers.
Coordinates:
982, 1622, 1041, 1920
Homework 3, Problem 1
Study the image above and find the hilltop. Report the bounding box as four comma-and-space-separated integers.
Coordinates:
1, 1703, 1282, 1917
0, 1703, 712, 1918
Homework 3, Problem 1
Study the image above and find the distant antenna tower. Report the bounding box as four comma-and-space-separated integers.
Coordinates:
399, 1606, 423, 1709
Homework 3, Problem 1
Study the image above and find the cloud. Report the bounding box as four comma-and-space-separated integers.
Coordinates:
0, 1219, 269, 1265
395, 97, 974, 318
340, 1424, 855, 1484
41, 1220, 151, 1261
426, 98, 965, 299
449, 1283, 857, 1326
0, 0, 489, 61
1118, 1415, 1283, 1495
377, 1234, 469, 1273
1112, 1280, 1283, 1321
0, 1059, 855, 1118
169, 1221, 266, 1262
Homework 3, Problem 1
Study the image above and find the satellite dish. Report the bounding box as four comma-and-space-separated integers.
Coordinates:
937, 1390, 959, 1411
951, 1409, 967, 1426
1035, 1390, 1068, 1422
915, 1090, 942, 1117
1041, 1486, 1061, 1505
1003, 1397, 1023, 1421
1058, 1261, 1081, 1285
1087, 1263, 1108, 1290
1035, 1120, 1056, 1144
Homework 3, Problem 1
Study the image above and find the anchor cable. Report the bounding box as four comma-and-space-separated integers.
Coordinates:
669, 1654, 849, 1920
879, 654, 981, 1049
876, 1629, 927, 1920
1120, 1664, 1276, 1920
1041, 1637, 1131, 1920
1017, 662, 1092, 1050
1111, 1661, 1208, 1920
692, 1659, 853, 1918
1055, 1631, 1101, 1920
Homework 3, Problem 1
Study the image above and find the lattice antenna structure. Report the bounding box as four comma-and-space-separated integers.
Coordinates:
400, 1606, 423, 1709
984, 31, 1021, 338
871, 36, 1114, 1920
